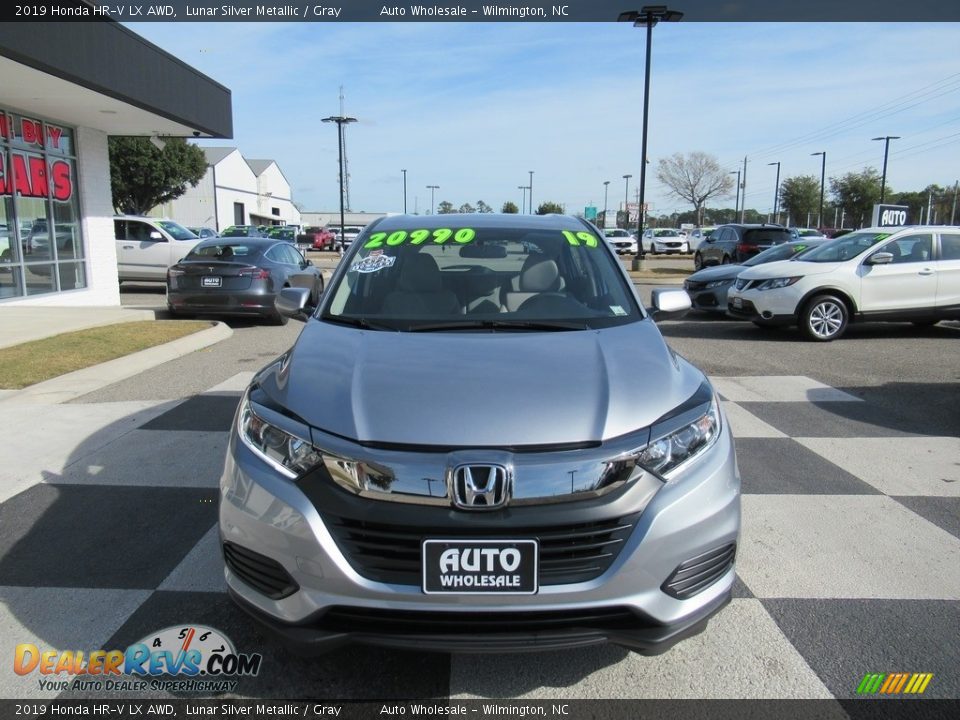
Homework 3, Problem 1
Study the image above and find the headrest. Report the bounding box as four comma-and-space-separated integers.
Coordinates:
519, 258, 560, 292
398, 253, 442, 292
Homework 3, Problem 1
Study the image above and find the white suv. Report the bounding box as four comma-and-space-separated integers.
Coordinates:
726, 226, 960, 341
114, 216, 203, 282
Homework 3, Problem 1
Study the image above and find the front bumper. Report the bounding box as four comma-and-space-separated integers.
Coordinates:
727, 288, 801, 324
220, 413, 740, 654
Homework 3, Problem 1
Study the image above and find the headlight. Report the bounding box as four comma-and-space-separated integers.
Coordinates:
705, 279, 733, 289
238, 394, 323, 479
756, 276, 801, 291
638, 395, 721, 477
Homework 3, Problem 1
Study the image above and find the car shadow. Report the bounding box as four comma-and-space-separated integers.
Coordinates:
660, 317, 960, 343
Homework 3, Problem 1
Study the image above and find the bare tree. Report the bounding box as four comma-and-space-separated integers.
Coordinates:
656, 152, 734, 225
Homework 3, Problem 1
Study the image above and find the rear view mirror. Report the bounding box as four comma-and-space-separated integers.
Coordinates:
867, 251, 894, 265
648, 288, 691, 320
276, 287, 311, 320
460, 244, 507, 259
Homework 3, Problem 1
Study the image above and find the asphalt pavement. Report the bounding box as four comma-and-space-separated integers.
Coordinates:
1, 252, 958, 702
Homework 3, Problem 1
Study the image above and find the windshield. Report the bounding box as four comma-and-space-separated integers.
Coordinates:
743, 242, 814, 266
797, 232, 890, 263
156, 221, 198, 241
323, 220, 642, 331
654, 230, 679, 237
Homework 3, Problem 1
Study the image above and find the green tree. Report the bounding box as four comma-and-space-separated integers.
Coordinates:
436, 201, 455, 214
536, 201, 564, 215
476, 200, 494, 213
829, 168, 882, 229
656, 151, 734, 225
109, 136, 207, 214
501, 201, 519, 213
458, 202, 476, 214
778, 175, 821, 227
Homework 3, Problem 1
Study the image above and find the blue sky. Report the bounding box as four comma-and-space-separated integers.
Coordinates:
128, 21, 960, 218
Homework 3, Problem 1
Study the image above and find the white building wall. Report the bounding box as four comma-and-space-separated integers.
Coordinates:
7, 126, 120, 307
152, 171, 217, 230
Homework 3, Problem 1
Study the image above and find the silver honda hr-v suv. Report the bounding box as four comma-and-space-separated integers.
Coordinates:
220, 213, 740, 654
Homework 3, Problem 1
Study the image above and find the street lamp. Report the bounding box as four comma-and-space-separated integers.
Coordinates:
620, 5, 683, 268
730, 170, 741, 222
528, 170, 535, 214
811, 151, 826, 228
602, 180, 610, 228
622, 174, 632, 230
321, 115, 357, 250
518, 185, 529, 213
426, 185, 439, 215
872, 136, 900, 203
767, 161, 781, 224
401, 169, 408, 214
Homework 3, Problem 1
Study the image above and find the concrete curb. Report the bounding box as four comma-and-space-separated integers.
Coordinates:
1, 321, 233, 405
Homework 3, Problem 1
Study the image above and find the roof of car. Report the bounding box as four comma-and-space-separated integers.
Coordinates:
369, 213, 589, 233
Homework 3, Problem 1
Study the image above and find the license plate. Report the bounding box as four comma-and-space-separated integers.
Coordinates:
422, 539, 538, 595
201, 276, 221, 288
733, 297, 743, 309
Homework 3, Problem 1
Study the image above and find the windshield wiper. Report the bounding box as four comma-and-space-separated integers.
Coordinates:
407, 319, 588, 332
321, 315, 398, 331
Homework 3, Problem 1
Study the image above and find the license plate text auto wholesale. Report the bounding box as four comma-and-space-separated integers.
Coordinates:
202, 276, 221, 287
733, 297, 743, 308
422, 539, 538, 594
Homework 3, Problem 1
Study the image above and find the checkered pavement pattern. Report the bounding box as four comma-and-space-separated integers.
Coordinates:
0, 374, 957, 700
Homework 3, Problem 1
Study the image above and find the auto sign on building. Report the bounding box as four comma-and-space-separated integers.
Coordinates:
871, 204, 910, 228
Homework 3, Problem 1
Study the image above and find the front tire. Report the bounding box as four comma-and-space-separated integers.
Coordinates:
801, 294, 848, 341
694, 253, 704, 270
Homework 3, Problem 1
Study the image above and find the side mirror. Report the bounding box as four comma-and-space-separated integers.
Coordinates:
867, 251, 894, 265
648, 288, 691, 320
149, 231, 164, 241
276, 287, 311, 320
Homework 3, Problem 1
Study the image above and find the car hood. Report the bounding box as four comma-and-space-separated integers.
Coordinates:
687, 265, 743, 282
737, 259, 841, 280
256, 320, 706, 447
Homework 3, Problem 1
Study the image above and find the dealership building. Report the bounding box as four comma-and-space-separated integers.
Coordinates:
0, 22, 231, 306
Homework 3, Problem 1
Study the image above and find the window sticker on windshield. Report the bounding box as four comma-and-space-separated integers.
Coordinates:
364, 227, 476, 249
350, 249, 396, 274
610, 305, 627, 316
561, 230, 599, 248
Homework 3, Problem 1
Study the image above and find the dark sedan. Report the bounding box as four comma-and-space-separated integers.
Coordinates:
684, 239, 828, 314
166, 238, 323, 325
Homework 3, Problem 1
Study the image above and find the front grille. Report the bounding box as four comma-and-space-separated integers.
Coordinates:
661, 544, 735, 599
223, 541, 299, 600
318, 606, 642, 635
728, 299, 757, 316
323, 513, 640, 587
684, 281, 705, 291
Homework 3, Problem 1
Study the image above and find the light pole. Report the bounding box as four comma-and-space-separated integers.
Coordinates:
620, 5, 683, 268
426, 185, 439, 215
767, 161, 781, 224
602, 180, 610, 228
321, 115, 357, 249
622, 174, 632, 230
872, 135, 900, 203
518, 185, 528, 213
401, 169, 408, 214
811, 151, 826, 228
730, 170, 741, 222
528, 170, 534, 214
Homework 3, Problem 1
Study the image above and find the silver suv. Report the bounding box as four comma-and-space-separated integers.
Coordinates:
220, 213, 740, 654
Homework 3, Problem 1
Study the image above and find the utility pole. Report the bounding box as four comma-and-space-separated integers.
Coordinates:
951, 181, 958, 225
740, 156, 748, 223
927, 191, 933, 226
